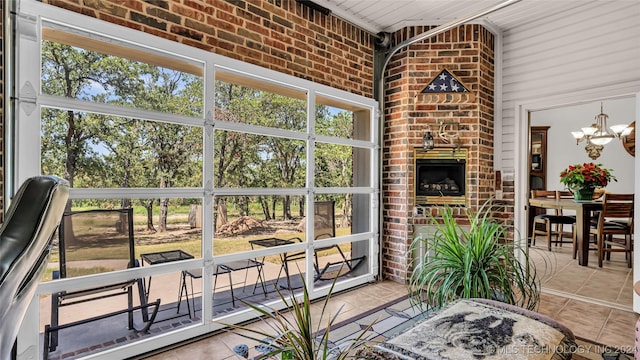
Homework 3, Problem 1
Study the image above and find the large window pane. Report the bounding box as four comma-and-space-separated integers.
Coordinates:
212, 195, 307, 254
40, 269, 193, 359
40, 198, 203, 358
312, 194, 371, 283
41, 109, 202, 188
213, 130, 306, 188
42, 197, 203, 283
315, 142, 353, 187
41, 40, 203, 117
315, 96, 371, 141
211, 195, 309, 312
215, 75, 307, 131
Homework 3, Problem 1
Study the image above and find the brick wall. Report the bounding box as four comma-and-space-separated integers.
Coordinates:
381, 24, 497, 282
43, 0, 374, 97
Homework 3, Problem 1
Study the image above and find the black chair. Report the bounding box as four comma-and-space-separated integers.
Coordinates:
45, 208, 159, 357
530, 190, 576, 251
0, 176, 69, 360
278, 201, 365, 284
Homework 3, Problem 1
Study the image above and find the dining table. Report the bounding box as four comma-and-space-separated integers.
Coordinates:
528, 197, 602, 266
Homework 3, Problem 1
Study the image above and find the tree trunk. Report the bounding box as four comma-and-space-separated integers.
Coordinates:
159, 177, 168, 232
217, 201, 228, 226
271, 197, 277, 220
145, 200, 156, 232
242, 196, 250, 216
342, 194, 352, 227
237, 196, 246, 217
259, 196, 271, 220
298, 196, 304, 217
283, 195, 292, 220
159, 198, 168, 232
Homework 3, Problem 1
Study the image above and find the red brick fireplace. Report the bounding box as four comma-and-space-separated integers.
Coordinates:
381, 25, 497, 282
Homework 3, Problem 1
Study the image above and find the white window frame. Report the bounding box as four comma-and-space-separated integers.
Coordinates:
14, 1, 379, 359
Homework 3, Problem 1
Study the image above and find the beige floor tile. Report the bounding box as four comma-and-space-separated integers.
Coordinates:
596, 309, 637, 350
143, 244, 636, 360
531, 244, 633, 309
536, 293, 569, 318
617, 274, 635, 305
577, 276, 628, 303
548, 300, 611, 342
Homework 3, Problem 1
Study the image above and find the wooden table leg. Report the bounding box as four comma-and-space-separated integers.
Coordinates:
576, 206, 592, 266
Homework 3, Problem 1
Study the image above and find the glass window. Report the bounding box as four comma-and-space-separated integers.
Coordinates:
213, 130, 306, 189
19, 10, 378, 359
41, 40, 203, 117
41, 109, 202, 188
315, 96, 371, 141
215, 73, 307, 131
42, 197, 203, 283
212, 195, 307, 249
315, 142, 354, 187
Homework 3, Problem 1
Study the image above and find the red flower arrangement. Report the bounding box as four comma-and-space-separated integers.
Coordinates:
559, 162, 616, 191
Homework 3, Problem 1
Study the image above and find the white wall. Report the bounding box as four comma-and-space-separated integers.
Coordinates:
496, 1, 640, 313
531, 98, 635, 194
500, 1, 640, 172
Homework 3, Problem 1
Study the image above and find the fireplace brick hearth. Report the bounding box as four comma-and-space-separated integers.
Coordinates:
381, 24, 499, 282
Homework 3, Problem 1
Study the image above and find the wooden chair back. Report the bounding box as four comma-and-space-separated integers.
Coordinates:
598, 193, 634, 228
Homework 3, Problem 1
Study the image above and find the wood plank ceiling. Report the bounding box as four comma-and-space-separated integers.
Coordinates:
310, 0, 616, 35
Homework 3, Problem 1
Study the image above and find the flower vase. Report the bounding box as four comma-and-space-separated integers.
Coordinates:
573, 188, 595, 201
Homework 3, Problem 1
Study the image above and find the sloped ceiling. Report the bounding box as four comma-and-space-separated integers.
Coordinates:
310, 0, 614, 34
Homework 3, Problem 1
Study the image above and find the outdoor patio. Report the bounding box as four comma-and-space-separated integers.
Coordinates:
40, 252, 354, 359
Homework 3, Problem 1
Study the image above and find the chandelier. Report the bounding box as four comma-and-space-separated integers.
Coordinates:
570, 102, 633, 160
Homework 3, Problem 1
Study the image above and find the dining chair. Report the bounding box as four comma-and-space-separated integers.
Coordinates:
556, 190, 577, 241
589, 193, 634, 268
531, 190, 576, 251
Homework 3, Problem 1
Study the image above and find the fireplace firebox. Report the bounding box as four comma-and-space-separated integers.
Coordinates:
414, 148, 467, 205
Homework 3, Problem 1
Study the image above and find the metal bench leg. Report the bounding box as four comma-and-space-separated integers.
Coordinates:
137, 278, 150, 322
257, 264, 267, 296
176, 271, 193, 318
49, 293, 60, 352
228, 270, 235, 307
252, 264, 268, 297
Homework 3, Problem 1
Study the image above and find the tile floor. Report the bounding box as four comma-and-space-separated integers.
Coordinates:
141, 243, 637, 359
140, 281, 409, 360
529, 242, 637, 351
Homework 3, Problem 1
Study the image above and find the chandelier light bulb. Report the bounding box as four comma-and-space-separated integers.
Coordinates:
610, 124, 627, 134
589, 135, 613, 146
570, 102, 630, 159
571, 131, 584, 140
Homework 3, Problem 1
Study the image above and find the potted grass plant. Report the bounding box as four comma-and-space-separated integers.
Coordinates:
408, 199, 540, 312
223, 272, 374, 360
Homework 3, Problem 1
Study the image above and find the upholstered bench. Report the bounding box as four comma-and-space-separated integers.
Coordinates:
356, 298, 576, 360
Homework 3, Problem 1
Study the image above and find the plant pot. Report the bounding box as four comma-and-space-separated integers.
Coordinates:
573, 188, 595, 201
